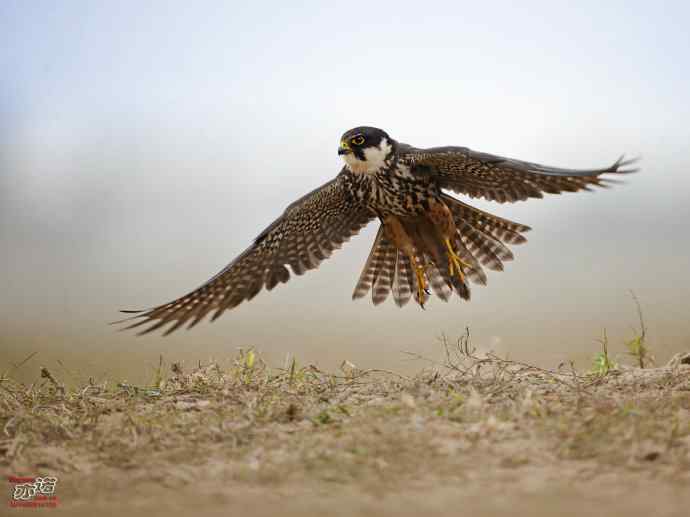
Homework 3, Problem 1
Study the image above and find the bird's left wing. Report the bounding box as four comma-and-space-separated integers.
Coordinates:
118, 173, 375, 335
399, 144, 638, 203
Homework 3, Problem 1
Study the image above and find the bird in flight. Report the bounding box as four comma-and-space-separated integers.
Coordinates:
118, 126, 636, 335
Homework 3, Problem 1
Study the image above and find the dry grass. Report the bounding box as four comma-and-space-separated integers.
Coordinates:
1, 333, 690, 514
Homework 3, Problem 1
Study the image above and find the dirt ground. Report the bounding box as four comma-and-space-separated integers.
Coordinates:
2, 341, 689, 517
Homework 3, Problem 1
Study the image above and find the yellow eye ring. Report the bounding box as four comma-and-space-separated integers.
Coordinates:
351, 136, 365, 145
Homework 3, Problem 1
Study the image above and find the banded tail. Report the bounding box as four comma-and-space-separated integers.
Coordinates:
352, 196, 531, 305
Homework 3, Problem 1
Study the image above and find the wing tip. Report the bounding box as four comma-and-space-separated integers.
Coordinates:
109, 310, 147, 326
609, 154, 641, 174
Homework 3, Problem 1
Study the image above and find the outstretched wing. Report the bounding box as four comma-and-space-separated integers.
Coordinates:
399, 144, 638, 203
118, 173, 374, 335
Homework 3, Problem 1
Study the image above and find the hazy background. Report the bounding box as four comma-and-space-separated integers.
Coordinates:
2, 1, 689, 384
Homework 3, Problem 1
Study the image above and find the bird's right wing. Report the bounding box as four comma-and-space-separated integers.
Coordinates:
118, 173, 375, 335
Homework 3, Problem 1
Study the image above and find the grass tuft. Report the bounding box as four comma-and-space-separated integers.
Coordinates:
1, 332, 689, 493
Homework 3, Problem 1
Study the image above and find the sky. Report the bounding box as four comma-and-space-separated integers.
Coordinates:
1, 1, 689, 383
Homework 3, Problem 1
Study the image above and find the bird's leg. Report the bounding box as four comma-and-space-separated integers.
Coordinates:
427, 198, 472, 283
444, 237, 472, 283
413, 255, 431, 305
383, 215, 429, 307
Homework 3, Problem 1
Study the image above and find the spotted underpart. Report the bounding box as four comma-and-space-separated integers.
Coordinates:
119, 126, 636, 334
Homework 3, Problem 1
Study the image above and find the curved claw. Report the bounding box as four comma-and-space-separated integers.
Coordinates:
414, 264, 429, 308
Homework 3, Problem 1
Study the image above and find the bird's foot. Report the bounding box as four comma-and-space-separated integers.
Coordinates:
414, 264, 430, 308
444, 238, 471, 283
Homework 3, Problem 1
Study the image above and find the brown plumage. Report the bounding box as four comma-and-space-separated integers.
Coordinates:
352, 195, 530, 305
401, 146, 632, 203
117, 126, 636, 335
119, 177, 374, 335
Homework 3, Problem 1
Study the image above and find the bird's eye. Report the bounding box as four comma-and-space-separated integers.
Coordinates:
351, 136, 365, 146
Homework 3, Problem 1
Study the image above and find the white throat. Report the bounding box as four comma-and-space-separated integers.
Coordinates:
343, 137, 393, 174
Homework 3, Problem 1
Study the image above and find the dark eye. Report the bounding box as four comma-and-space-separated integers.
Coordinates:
351, 136, 365, 146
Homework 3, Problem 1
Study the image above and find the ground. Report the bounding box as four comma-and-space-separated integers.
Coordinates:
2, 336, 690, 516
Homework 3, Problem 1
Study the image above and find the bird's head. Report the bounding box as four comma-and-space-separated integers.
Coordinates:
338, 126, 395, 174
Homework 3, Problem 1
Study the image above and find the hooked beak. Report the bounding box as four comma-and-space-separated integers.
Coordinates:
338, 141, 351, 156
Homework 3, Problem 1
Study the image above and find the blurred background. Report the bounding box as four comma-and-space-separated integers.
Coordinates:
2, 1, 689, 384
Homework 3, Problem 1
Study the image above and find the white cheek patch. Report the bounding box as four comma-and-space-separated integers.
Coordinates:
342, 137, 393, 174
363, 137, 392, 168
343, 154, 369, 174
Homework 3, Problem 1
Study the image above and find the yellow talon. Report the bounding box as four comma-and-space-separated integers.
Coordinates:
444, 238, 471, 283
414, 263, 429, 307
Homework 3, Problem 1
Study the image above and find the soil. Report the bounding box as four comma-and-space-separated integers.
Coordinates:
2, 347, 689, 516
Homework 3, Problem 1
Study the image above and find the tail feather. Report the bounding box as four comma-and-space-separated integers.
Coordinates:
429, 236, 473, 300
352, 226, 387, 300
428, 263, 453, 301
448, 268, 471, 300
443, 193, 531, 245
444, 194, 528, 273
392, 251, 413, 307
372, 240, 397, 305
353, 198, 528, 307
457, 221, 512, 271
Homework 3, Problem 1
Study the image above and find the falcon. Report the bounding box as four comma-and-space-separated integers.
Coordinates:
118, 126, 636, 335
